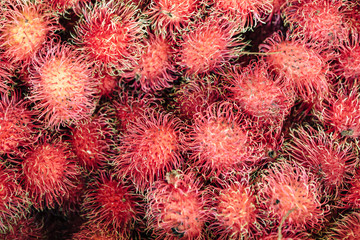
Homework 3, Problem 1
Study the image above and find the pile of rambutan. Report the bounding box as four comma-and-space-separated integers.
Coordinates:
1, 0, 360, 239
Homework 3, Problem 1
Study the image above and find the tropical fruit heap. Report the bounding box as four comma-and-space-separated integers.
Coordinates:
1, 0, 360, 239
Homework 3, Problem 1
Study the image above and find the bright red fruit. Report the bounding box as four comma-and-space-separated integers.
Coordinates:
81, 172, 143, 238
22, 139, 80, 210
116, 109, 184, 192
29, 42, 98, 129
146, 170, 208, 240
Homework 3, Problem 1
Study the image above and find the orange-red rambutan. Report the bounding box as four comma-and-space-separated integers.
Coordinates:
28, 42, 98, 129
115, 109, 184, 192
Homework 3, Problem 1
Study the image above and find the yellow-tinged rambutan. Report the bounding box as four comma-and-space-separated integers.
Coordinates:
28, 42, 98, 129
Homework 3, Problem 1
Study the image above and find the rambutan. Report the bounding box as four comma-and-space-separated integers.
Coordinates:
70, 115, 115, 172
186, 101, 264, 178
178, 16, 245, 76
0, 92, 36, 158
257, 160, 329, 234
326, 212, 360, 239
28, 42, 98, 129
93, 70, 119, 97
171, 75, 221, 123
225, 60, 295, 125
334, 39, 360, 80
44, 0, 90, 13
207, 0, 273, 30
72, 0, 144, 74
145, 0, 201, 36
128, 34, 177, 92
72, 222, 122, 240
1, 215, 44, 240
0, 0, 62, 64
282, 0, 353, 48
22, 138, 80, 210
0, 163, 29, 234
259, 32, 331, 103
115, 109, 184, 192
208, 178, 262, 239
285, 124, 357, 197
146, 170, 209, 240
0, 58, 13, 94
81, 172, 143, 238
340, 168, 360, 209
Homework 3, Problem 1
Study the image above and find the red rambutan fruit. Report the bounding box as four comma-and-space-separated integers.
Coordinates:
340, 168, 360, 209
259, 32, 331, 103
186, 101, 264, 178
81, 172, 143, 238
257, 160, 329, 234
93, 69, 119, 98
146, 170, 209, 240
208, 177, 262, 239
0, 58, 13, 94
282, 0, 353, 48
22, 138, 80, 210
72, 0, 144, 74
28, 42, 98, 129
145, 0, 201, 36
225, 60, 295, 125
1, 215, 44, 240
171, 75, 222, 123
285, 124, 357, 198
44, 0, 90, 13
257, 231, 314, 240
70, 115, 115, 172
0, 163, 29, 234
0, 0, 62, 65
0, 92, 36, 158
178, 17, 246, 76
72, 222, 122, 240
115, 109, 184, 192
207, 0, 273, 30
334, 39, 360, 80
128, 34, 177, 92
326, 212, 360, 240
316, 84, 360, 138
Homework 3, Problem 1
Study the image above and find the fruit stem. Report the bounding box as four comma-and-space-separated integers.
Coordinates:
278, 207, 296, 240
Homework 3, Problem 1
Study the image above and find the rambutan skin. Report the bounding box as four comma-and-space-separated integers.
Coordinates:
22, 139, 80, 210
81, 172, 143, 238
186, 101, 264, 178
259, 32, 330, 103
70, 115, 115, 172
28, 42, 98, 129
0, 92, 36, 158
128, 34, 177, 92
225, 60, 295, 125
146, 170, 209, 240
115, 109, 185, 192
178, 17, 245, 76
285, 124, 358, 197
256, 161, 329, 233
72, 0, 144, 73
0, 0, 62, 65
325, 212, 360, 240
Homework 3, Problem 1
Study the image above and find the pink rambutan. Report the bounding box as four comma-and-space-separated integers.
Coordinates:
72, 0, 144, 74
326, 212, 360, 240
225, 60, 295, 125
282, 0, 353, 48
285, 124, 357, 197
207, 0, 273, 30
257, 160, 329, 234
208, 178, 262, 239
0, 92, 36, 158
145, 0, 201, 36
0, 0, 62, 65
93, 70, 119, 97
171, 75, 221, 123
334, 39, 360, 80
115, 109, 184, 192
0, 163, 29, 234
186, 101, 264, 178
0, 58, 13, 94
146, 170, 209, 240
70, 115, 115, 172
22, 138, 80, 210
178, 16, 246, 76
317, 84, 360, 138
44, 0, 90, 13
259, 32, 331, 103
28, 42, 98, 129
81, 172, 143, 238
340, 168, 360, 209
128, 34, 177, 92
